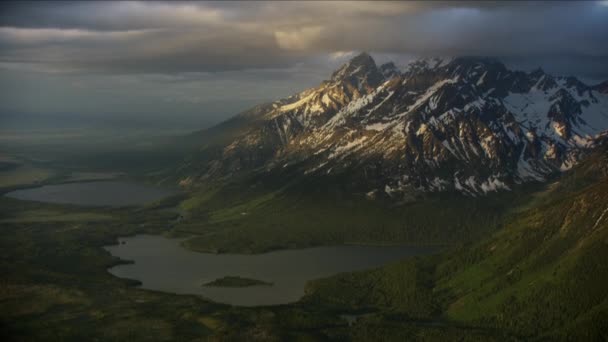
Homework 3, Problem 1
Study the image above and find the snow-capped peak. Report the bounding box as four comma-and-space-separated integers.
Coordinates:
182, 54, 608, 198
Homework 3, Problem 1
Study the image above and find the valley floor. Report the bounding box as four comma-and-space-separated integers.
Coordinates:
0, 195, 515, 341
1, 147, 607, 341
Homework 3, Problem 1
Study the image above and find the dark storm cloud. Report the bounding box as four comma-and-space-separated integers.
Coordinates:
1, 1, 608, 129
0, 1, 607, 75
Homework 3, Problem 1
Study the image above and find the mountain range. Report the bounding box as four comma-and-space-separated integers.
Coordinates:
177, 53, 608, 198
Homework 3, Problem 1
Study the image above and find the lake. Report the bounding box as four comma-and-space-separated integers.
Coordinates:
105, 234, 439, 306
4, 181, 176, 207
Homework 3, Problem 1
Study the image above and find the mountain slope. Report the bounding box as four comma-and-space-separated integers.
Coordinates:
304, 142, 608, 340
180, 53, 608, 197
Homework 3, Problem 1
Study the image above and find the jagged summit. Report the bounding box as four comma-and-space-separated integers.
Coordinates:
529, 67, 545, 77
330, 52, 383, 87
593, 80, 608, 94
181, 54, 608, 198
402, 56, 507, 76
331, 52, 375, 74
348, 51, 375, 66
379, 62, 399, 79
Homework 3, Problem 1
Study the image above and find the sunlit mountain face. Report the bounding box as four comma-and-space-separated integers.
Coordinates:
1, 2, 608, 342
176, 53, 608, 197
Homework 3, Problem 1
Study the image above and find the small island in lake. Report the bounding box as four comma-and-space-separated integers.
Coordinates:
203, 276, 273, 287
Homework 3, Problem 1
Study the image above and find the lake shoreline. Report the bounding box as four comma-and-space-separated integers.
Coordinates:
104, 234, 440, 306
4, 180, 179, 207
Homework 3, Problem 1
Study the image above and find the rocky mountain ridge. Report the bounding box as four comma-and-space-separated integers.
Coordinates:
180, 53, 608, 197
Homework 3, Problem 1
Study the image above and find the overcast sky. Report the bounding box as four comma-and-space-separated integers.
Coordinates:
1, 1, 608, 130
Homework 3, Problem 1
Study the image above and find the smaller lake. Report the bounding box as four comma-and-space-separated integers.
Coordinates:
105, 234, 439, 306
4, 181, 176, 207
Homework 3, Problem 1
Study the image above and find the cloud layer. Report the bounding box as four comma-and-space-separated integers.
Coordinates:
1, 1, 607, 129
1, 1, 607, 74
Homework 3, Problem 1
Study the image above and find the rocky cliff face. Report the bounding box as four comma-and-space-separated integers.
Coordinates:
181, 53, 608, 197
